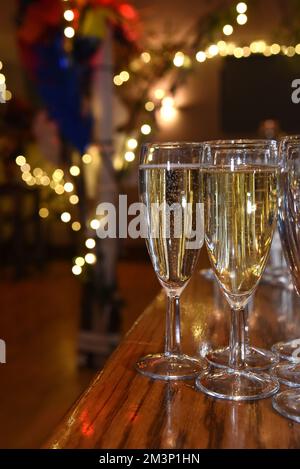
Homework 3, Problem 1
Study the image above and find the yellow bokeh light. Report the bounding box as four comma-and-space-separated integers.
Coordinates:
33, 167, 43, 177
54, 185, 65, 195
90, 219, 100, 230
207, 44, 219, 57
75, 257, 85, 267
22, 172, 31, 182
52, 169, 64, 181
271, 44, 281, 55
72, 265, 82, 276
64, 26, 75, 38
64, 182, 74, 193
145, 101, 155, 111
237, 13, 247, 25
236, 2, 247, 14
61, 212, 71, 223
141, 124, 151, 135
21, 163, 31, 173
154, 89, 165, 100
39, 208, 49, 219
223, 25, 233, 36
69, 195, 79, 205
4, 90, 12, 101
127, 138, 138, 150
82, 153, 92, 164
113, 75, 123, 86
141, 52, 151, 63
64, 9, 74, 21
41, 176, 50, 186
72, 222, 81, 232
173, 51, 185, 67
0, 73, 6, 85
120, 71, 130, 81
85, 253, 97, 265
125, 151, 135, 162
16, 155, 26, 166
85, 238, 96, 249
196, 51, 206, 63
70, 165, 80, 176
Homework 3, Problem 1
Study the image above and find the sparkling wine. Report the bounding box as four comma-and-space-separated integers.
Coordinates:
139, 165, 203, 292
279, 170, 300, 294
204, 166, 278, 306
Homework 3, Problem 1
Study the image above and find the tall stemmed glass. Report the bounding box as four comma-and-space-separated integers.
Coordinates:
136, 143, 205, 380
272, 136, 300, 387
272, 139, 300, 422
196, 140, 280, 400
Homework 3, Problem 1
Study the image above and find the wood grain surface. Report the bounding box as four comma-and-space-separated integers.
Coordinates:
46, 272, 300, 449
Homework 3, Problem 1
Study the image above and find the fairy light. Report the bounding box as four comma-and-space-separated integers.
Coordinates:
52, 169, 64, 181
207, 44, 219, 57
64, 10, 74, 21
141, 124, 151, 135
113, 75, 122, 86
196, 51, 206, 63
125, 151, 135, 162
120, 70, 130, 81
64, 26, 75, 38
236, 2, 247, 14
82, 153, 92, 164
85, 238, 96, 249
70, 165, 80, 176
154, 89, 165, 100
39, 208, 49, 218
127, 138, 138, 150
72, 265, 82, 276
69, 194, 79, 205
173, 51, 185, 67
271, 43, 281, 55
141, 52, 151, 63
90, 219, 100, 230
61, 212, 71, 223
223, 25, 233, 36
237, 13, 247, 25
85, 253, 97, 265
64, 182, 74, 193
145, 101, 155, 111
16, 155, 26, 166
72, 221, 81, 232
75, 257, 85, 267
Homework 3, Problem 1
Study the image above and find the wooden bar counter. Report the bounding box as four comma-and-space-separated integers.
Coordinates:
47, 273, 300, 449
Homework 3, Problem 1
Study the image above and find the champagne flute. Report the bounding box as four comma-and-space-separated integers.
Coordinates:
272, 138, 300, 422
196, 140, 280, 400
136, 143, 205, 380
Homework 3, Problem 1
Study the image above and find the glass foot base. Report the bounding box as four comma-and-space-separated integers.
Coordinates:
272, 339, 300, 363
273, 389, 300, 423
136, 353, 204, 381
272, 363, 300, 387
195, 368, 279, 401
206, 346, 278, 371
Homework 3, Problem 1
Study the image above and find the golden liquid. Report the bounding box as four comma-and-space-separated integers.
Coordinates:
140, 165, 203, 292
204, 166, 278, 306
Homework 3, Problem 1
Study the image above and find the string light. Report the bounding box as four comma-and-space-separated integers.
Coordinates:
119, 70, 130, 81
72, 221, 81, 231
90, 219, 100, 230
64, 182, 74, 193
141, 124, 151, 135
39, 208, 49, 218
82, 153, 92, 164
75, 257, 85, 267
85, 238, 96, 249
64, 10, 74, 21
127, 138, 138, 150
64, 26, 75, 38
196, 51, 206, 63
223, 25, 233, 36
85, 253, 97, 265
125, 151, 135, 162
236, 2, 247, 14
237, 13, 248, 25
173, 51, 185, 67
16, 155, 26, 166
69, 194, 79, 205
141, 52, 151, 63
70, 165, 80, 176
145, 101, 155, 111
154, 89, 165, 100
61, 212, 71, 223
160, 96, 177, 121
72, 265, 82, 276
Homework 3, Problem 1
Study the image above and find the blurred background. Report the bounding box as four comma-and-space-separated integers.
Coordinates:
0, 0, 300, 448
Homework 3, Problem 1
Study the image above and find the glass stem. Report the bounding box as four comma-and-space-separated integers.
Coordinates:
229, 307, 247, 370
165, 294, 181, 356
